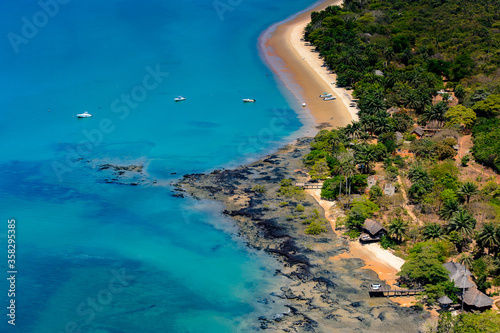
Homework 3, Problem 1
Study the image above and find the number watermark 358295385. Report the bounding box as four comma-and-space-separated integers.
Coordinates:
6, 219, 17, 326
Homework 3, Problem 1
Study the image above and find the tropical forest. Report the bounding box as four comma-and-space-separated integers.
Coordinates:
300, 0, 500, 330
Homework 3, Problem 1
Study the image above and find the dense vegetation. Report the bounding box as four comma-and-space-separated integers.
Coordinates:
431, 310, 500, 333
305, 0, 500, 169
298, 0, 500, 318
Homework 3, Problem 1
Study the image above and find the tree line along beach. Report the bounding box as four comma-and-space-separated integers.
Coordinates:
176, 0, 500, 331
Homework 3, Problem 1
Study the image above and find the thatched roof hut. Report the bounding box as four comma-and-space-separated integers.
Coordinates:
437, 295, 453, 306
411, 127, 425, 137
443, 262, 475, 289
462, 288, 493, 309
363, 219, 385, 236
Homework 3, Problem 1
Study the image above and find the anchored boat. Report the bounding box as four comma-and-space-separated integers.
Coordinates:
77, 111, 92, 118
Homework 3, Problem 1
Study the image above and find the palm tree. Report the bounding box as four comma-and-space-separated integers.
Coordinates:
332, 161, 344, 197
423, 223, 447, 241
344, 123, 355, 139
388, 218, 409, 243
458, 253, 473, 270
407, 164, 431, 184
362, 93, 386, 115
383, 47, 395, 62
439, 199, 462, 220
343, 157, 357, 197
355, 145, 376, 174
360, 116, 377, 134
373, 113, 394, 134
477, 223, 499, 254
448, 210, 476, 238
421, 101, 448, 126
344, 121, 364, 140
336, 150, 357, 198
457, 182, 478, 204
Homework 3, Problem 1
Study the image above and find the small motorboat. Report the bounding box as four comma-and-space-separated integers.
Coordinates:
319, 92, 332, 98
243, 98, 256, 103
77, 111, 92, 118
302, 103, 306, 107
323, 96, 336, 101
174, 96, 186, 102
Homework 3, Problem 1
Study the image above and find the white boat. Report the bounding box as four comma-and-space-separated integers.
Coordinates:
77, 111, 92, 118
174, 96, 186, 102
323, 96, 336, 101
319, 92, 332, 98
243, 98, 256, 103
302, 103, 307, 107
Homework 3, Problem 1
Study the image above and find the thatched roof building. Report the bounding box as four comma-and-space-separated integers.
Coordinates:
364, 219, 385, 235
437, 295, 453, 306
411, 127, 425, 137
443, 262, 475, 289
360, 219, 386, 243
443, 261, 493, 311
461, 288, 494, 310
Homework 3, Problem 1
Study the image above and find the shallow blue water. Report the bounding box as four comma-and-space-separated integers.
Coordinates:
0, 0, 317, 331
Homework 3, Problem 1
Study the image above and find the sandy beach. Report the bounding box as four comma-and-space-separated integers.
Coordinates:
306, 189, 405, 286
176, 138, 425, 331
260, 0, 358, 129
263, 0, 410, 300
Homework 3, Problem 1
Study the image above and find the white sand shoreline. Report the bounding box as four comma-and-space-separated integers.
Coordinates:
259, 0, 357, 129
288, 9, 359, 122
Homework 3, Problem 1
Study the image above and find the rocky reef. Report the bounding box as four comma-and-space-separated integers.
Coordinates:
174, 138, 427, 332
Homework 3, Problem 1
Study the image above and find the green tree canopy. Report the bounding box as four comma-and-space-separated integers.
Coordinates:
445, 105, 477, 129
472, 94, 500, 117
309, 158, 330, 180
398, 241, 450, 286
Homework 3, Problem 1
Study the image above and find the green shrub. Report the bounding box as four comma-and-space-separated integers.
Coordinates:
321, 175, 345, 200
296, 204, 305, 212
278, 179, 306, 200
344, 229, 361, 239
252, 185, 266, 194
369, 185, 383, 201
305, 220, 327, 235
286, 215, 294, 221
461, 155, 470, 167
279, 202, 289, 207
380, 235, 398, 249
386, 165, 399, 180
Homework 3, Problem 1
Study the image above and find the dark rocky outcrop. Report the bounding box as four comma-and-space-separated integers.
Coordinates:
174, 138, 427, 332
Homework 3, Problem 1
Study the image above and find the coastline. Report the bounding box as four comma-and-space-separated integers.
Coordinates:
260, 0, 407, 303
175, 139, 426, 331
175, 2, 427, 330
259, 0, 358, 129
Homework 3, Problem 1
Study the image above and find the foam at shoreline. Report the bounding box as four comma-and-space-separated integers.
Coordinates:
259, 0, 358, 130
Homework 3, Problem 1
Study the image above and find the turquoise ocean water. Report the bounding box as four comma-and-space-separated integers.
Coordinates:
0, 0, 319, 331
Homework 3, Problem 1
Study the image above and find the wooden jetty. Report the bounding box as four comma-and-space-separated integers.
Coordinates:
295, 182, 324, 189
369, 286, 424, 298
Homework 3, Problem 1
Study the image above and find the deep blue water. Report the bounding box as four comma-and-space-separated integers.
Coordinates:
0, 0, 318, 331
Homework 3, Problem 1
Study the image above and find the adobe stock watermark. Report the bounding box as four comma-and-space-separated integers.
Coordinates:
51, 64, 169, 182
213, 0, 243, 21
62, 268, 135, 333
7, 0, 71, 54
236, 107, 293, 156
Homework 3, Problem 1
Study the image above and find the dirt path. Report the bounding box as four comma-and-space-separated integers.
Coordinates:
306, 188, 405, 286
397, 175, 420, 225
